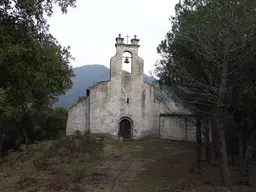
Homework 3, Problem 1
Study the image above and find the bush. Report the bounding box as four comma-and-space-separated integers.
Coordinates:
68, 168, 86, 183
16, 175, 37, 189
32, 131, 103, 170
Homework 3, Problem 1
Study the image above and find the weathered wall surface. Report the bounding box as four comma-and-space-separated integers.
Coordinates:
158, 108, 209, 142
159, 115, 196, 142
88, 81, 117, 136
88, 37, 158, 140
66, 34, 196, 141
153, 96, 196, 142
134, 82, 158, 139
88, 76, 158, 139
66, 97, 89, 135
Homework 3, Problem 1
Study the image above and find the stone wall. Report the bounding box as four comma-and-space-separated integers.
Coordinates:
159, 115, 196, 142
65, 34, 196, 141
88, 77, 157, 139
66, 97, 89, 135
136, 82, 159, 139
89, 80, 117, 136
88, 38, 159, 139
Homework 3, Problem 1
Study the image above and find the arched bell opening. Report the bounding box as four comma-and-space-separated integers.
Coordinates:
118, 117, 133, 140
122, 51, 132, 73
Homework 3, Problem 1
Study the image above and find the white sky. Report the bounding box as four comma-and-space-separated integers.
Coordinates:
47, 0, 178, 75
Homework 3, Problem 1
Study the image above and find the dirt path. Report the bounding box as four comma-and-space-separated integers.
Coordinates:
92, 141, 256, 192
106, 159, 134, 192
107, 150, 194, 192
98, 141, 195, 192
1, 139, 256, 192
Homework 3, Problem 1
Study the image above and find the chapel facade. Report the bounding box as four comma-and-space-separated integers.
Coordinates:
66, 34, 196, 141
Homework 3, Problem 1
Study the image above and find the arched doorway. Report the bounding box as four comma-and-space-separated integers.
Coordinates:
119, 118, 132, 140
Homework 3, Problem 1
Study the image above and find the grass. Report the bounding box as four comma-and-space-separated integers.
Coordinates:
0, 135, 255, 192
105, 138, 172, 147
16, 175, 38, 190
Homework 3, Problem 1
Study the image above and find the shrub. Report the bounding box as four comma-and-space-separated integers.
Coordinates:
32, 131, 103, 170
16, 175, 37, 189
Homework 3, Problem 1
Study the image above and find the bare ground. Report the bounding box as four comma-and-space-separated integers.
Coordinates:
0, 139, 255, 192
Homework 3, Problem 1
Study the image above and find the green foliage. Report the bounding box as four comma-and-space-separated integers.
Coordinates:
155, 0, 256, 116
155, 0, 256, 186
34, 107, 69, 141
0, 0, 76, 155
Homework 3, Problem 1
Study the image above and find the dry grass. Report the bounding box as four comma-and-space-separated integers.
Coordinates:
0, 136, 255, 192
0, 132, 104, 192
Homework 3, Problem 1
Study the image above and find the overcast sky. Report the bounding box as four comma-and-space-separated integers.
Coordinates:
47, 0, 178, 75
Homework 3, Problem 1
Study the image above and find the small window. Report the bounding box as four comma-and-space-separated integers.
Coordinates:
86, 89, 90, 96
127, 98, 129, 104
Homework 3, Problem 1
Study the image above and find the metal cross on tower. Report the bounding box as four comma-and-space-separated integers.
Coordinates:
125, 34, 130, 44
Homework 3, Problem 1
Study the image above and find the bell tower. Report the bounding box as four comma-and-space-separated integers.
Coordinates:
110, 34, 144, 80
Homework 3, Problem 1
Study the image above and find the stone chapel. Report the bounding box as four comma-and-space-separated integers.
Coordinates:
66, 34, 196, 141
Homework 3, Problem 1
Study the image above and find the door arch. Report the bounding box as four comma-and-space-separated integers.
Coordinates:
118, 117, 133, 140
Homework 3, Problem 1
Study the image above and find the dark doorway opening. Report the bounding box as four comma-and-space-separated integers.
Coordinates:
119, 119, 132, 140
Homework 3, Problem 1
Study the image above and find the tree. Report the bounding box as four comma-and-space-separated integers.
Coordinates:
38, 107, 68, 140
0, 0, 76, 154
155, 0, 256, 187
232, 78, 256, 184
155, 85, 204, 174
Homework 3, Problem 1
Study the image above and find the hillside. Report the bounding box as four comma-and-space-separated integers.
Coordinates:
0, 134, 255, 192
54, 64, 153, 108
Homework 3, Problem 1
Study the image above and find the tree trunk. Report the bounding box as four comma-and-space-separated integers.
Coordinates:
238, 133, 244, 160
231, 154, 236, 165
240, 127, 255, 185
218, 119, 232, 187
0, 134, 4, 158
185, 117, 188, 140
22, 127, 31, 146
217, 36, 232, 187
0, 129, 6, 158
0, 133, 4, 152
240, 140, 252, 185
211, 118, 218, 159
194, 116, 202, 174
204, 121, 211, 162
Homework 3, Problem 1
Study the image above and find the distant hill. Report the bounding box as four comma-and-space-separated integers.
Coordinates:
54, 65, 153, 109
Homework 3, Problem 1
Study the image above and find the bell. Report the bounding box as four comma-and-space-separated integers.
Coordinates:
124, 57, 129, 64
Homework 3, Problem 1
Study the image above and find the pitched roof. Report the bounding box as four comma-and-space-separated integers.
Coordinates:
87, 80, 110, 90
